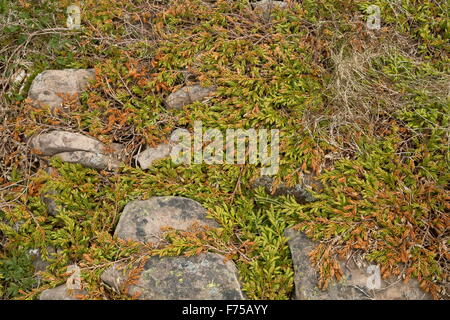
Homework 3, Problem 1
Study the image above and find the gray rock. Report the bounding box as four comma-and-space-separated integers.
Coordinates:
41, 188, 60, 216
41, 167, 61, 216
115, 196, 219, 243
29, 131, 122, 170
166, 85, 215, 109
28, 69, 95, 109
39, 284, 87, 300
285, 228, 432, 300
55, 150, 121, 170
101, 253, 244, 300
252, 0, 287, 16
135, 143, 171, 169
252, 175, 274, 191
30, 247, 57, 274
100, 264, 125, 293
0, 217, 4, 248
103, 197, 245, 300
274, 184, 316, 203
29, 131, 107, 156
252, 175, 316, 204
30, 247, 61, 287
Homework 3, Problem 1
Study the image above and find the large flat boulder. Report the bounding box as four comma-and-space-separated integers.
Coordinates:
102, 196, 245, 300
114, 196, 219, 243
28, 69, 95, 109
101, 253, 244, 300
285, 228, 432, 300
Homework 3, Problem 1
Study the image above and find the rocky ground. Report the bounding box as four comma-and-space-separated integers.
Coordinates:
10, 66, 440, 300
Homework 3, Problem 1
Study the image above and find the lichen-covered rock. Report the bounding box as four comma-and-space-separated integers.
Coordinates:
135, 143, 171, 169
29, 131, 107, 156
284, 228, 432, 300
101, 253, 244, 300
252, 175, 316, 204
55, 150, 121, 170
115, 196, 219, 243
39, 284, 87, 300
166, 85, 215, 109
28, 69, 95, 109
102, 197, 243, 300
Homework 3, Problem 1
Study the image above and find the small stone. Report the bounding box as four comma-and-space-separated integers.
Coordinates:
28, 69, 95, 109
252, 175, 316, 204
284, 228, 432, 300
252, 0, 287, 17
166, 85, 215, 109
41, 167, 61, 216
29, 131, 107, 156
274, 184, 316, 203
101, 253, 244, 300
135, 143, 171, 169
115, 196, 219, 243
55, 150, 121, 170
39, 284, 87, 300
30, 247, 57, 274
251, 175, 273, 190
252, 0, 287, 19
100, 263, 125, 293
41, 189, 60, 216
66, 264, 82, 290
